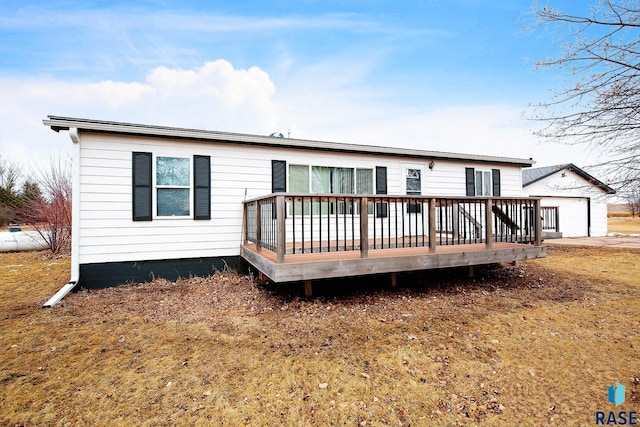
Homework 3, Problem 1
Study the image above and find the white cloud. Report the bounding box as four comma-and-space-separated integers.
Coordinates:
0, 60, 278, 167
0, 58, 599, 176
276, 94, 600, 168
146, 61, 275, 116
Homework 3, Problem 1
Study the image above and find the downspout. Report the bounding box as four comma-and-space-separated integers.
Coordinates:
43, 127, 81, 307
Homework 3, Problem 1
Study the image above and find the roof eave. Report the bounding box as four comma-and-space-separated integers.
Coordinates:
43, 116, 535, 167
566, 164, 616, 194
523, 163, 616, 194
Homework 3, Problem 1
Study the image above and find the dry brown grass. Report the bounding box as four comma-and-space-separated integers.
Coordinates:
1, 247, 639, 426
608, 216, 640, 234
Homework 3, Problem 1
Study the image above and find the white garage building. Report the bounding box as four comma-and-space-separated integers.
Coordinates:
522, 164, 616, 238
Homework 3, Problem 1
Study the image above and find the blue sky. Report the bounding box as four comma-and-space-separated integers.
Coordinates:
0, 0, 601, 170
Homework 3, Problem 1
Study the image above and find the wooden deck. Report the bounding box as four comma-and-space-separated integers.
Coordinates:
241, 241, 546, 283
241, 194, 547, 287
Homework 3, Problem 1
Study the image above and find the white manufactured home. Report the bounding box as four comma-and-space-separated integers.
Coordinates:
43, 116, 546, 305
522, 164, 616, 238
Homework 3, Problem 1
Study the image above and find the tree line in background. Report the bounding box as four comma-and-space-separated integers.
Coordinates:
0, 154, 71, 254
628, 187, 640, 217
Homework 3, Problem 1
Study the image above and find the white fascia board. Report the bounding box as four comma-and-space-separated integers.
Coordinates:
43, 116, 535, 167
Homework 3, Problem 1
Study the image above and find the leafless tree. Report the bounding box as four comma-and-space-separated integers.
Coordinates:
529, 0, 640, 191
627, 185, 640, 217
21, 156, 72, 254
0, 155, 21, 191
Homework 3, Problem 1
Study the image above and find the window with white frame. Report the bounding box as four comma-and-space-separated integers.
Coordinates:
405, 169, 422, 195
405, 168, 422, 213
289, 164, 310, 193
156, 156, 191, 216
289, 164, 310, 215
475, 170, 492, 197
133, 152, 210, 221
311, 166, 356, 194
465, 167, 500, 197
290, 165, 373, 195
356, 169, 373, 194
288, 165, 373, 214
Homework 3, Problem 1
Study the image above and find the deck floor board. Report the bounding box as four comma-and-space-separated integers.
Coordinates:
241, 242, 546, 282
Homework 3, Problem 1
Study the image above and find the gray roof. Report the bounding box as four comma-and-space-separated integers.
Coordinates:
43, 116, 535, 167
522, 163, 616, 194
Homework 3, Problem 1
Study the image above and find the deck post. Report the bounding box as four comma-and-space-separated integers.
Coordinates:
242, 202, 248, 245
304, 280, 313, 298
391, 272, 397, 289
428, 198, 437, 253
360, 197, 369, 258
276, 195, 286, 263
452, 202, 459, 242
255, 202, 262, 252
485, 198, 493, 249
534, 198, 542, 246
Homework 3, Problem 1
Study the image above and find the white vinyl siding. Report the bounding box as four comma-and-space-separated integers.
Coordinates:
76, 132, 527, 264
77, 135, 270, 264
422, 164, 520, 197
540, 197, 589, 237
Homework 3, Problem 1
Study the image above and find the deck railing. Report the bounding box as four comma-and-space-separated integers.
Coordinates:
540, 206, 560, 232
243, 194, 542, 263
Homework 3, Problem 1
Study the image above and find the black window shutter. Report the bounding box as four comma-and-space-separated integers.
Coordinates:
132, 152, 152, 221
375, 166, 387, 194
492, 169, 501, 197
465, 168, 475, 197
194, 155, 211, 220
272, 160, 287, 193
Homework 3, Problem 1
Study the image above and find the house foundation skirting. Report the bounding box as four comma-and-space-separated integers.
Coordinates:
78, 256, 240, 289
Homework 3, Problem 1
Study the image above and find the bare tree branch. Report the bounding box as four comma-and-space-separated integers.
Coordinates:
20, 156, 72, 254
529, 0, 640, 192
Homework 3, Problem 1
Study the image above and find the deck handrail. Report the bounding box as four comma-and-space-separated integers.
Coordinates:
243, 193, 543, 204
243, 194, 542, 263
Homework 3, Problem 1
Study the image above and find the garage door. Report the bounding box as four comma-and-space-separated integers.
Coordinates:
558, 198, 589, 237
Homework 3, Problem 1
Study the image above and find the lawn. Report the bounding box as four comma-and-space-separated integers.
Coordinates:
608, 216, 640, 234
0, 246, 638, 426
